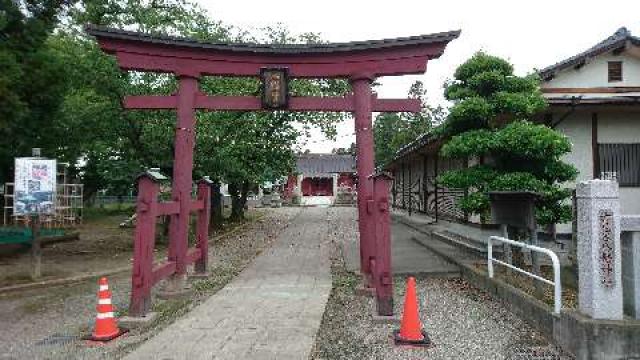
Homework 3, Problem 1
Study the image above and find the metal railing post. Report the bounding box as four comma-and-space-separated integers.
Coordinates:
487, 236, 494, 278
487, 235, 562, 314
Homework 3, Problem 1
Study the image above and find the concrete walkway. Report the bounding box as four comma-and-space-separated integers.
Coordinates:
343, 216, 459, 275
125, 207, 332, 360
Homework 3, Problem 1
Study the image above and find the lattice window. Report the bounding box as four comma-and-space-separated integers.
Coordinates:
608, 61, 623, 82
599, 143, 640, 186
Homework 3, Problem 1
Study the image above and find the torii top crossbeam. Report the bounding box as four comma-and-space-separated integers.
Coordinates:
87, 25, 459, 112
87, 25, 459, 78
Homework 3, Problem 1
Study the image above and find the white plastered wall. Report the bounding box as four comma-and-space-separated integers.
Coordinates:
598, 111, 640, 215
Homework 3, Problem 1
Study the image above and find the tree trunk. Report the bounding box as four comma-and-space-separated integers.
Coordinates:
240, 180, 250, 211
229, 182, 244, 221
210, 182, 223, 229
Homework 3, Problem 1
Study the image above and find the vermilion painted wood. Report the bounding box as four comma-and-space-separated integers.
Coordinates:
157, 201, 180, 216
124, 95, 421, 113
352, 78, 376, 286
185, 248, 202, 265
114, 51, 429, 78
167, 77, 198, 282
190, 199, 205, 210
195, 181, 212, 274
151, 261, 177, 285
95, 37, 450, 78
125, 95, 178, 109
372, 174, 394, 316
129, 176, 159, 316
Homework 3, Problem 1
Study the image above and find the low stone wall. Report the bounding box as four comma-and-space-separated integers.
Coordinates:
410, 228, 640, 360
462, 262, 640, 359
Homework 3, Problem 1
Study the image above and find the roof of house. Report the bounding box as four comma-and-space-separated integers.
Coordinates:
85, 25, 461, 55
296, 154, 355, 176
390, 27, 640, 167
539, 27, 640, 80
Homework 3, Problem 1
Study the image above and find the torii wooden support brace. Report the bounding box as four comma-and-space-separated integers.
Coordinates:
129, 171, 212, 317
87, 25, 459, 317
369, 172, 394, 316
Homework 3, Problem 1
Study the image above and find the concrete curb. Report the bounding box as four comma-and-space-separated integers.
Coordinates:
0, 266, 132, 296
0, 214, 265, 296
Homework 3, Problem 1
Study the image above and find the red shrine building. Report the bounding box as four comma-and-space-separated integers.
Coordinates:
285, 154, 356, 202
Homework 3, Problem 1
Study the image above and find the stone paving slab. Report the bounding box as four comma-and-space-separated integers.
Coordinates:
124, 207, 332, 360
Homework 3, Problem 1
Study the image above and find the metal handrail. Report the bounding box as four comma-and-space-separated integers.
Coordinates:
487, 235, 562, 314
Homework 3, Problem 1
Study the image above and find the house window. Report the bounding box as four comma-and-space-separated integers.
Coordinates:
608, 61, 623, 82
598, 144, 640, 186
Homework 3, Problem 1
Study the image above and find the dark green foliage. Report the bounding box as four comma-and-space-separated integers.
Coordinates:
1, 0, 349, 223
0, 0, 72, 182
374, 81, 444, 167
438, 52, 577, 226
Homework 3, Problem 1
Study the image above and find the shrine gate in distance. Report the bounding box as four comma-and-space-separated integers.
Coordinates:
87, 25, 459, 317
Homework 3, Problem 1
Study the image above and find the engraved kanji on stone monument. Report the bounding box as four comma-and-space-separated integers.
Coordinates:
599, 209, 615, 287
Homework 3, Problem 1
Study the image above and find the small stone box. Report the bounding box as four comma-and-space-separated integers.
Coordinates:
488, 191, 540, 230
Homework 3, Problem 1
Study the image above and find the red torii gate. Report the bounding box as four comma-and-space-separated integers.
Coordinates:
87, 25, 459, 317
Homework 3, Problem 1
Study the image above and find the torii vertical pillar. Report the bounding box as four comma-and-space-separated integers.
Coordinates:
165, 75, 198, 293
352, 76, 375, 286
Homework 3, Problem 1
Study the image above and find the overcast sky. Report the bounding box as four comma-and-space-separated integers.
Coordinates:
198, 0, 639, 152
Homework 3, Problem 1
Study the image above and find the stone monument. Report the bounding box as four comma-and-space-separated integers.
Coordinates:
576, 179, 623, 320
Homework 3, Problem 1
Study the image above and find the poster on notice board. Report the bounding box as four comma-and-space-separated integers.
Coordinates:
14, 158, 57, 215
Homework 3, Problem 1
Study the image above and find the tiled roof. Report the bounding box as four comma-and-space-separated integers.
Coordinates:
85, 25, 460, 55
296, 154, 355, 176
539, 27, 640, 80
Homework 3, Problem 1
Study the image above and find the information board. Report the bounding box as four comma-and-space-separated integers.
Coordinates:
14, 158, 57, 215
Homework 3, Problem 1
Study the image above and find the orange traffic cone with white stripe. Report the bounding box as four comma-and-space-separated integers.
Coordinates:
86, 277, 127, 341
394, 277, 431, 347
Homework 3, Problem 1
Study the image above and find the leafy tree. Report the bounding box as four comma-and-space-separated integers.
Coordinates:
374, 81, 443, 167
55, 0, 347, 221
331, 143, 356, 156
0, 0, 72, 183
438, 52, 577, 229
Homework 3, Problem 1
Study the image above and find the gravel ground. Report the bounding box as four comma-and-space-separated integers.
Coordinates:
312, 207, 574, 360
0, 207, 300, 360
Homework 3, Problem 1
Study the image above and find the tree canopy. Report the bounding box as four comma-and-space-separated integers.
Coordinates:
438, 52, 577, 226
1, 0, 350, 221
374, 81, 443, 167
0, 0, 72, 183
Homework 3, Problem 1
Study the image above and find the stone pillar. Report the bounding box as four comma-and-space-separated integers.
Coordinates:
332, 173, 338, 198
576, 180, 623, 320
621, 216, 640, 319
351, 76, 375, 284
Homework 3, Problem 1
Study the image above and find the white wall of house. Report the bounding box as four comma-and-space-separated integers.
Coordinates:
543, 43, 640, 229
555, 113, 593, 185
553, 110, 640, 220
599, 111, 640, 143
598, 111, 640, 215
545, 52, 640, 89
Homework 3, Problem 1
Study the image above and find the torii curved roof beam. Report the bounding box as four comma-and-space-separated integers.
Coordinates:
86, 25, 460, 79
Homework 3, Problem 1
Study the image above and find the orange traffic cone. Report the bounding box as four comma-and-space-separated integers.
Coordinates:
85, 277, 127, 342
394, 277, 431, 347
